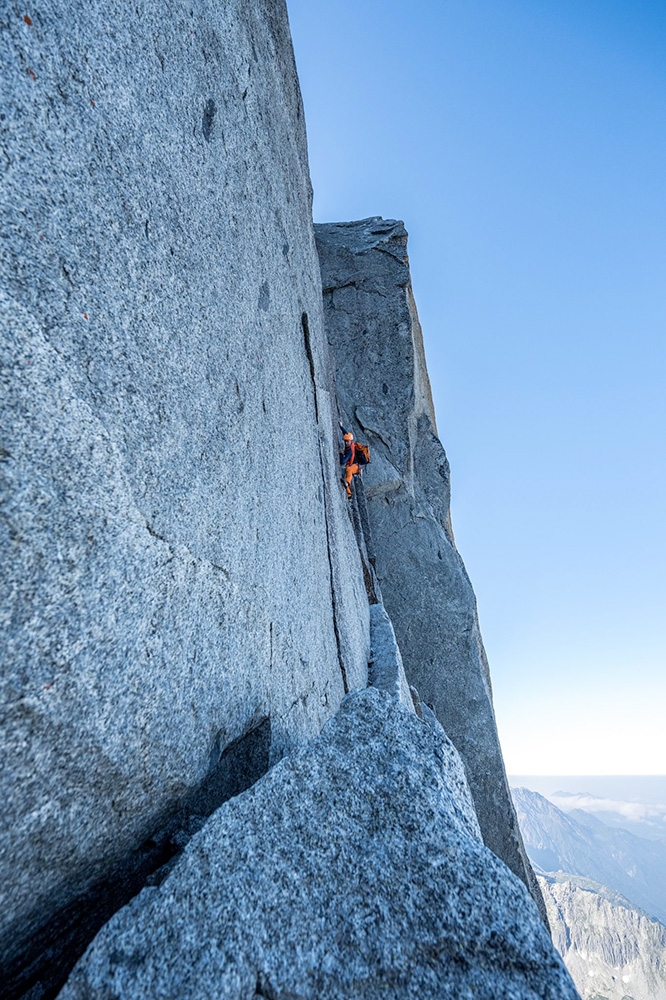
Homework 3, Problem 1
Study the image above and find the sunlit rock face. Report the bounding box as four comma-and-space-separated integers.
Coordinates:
315, 218, 543, 916
540, 873, 666, 1000
2, 1, 574, 998
59, 689, 577, 1000
0, 2, 369, 994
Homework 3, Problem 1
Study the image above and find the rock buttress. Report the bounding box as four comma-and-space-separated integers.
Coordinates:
0, 3, 369, 995
315, 217, 546, 920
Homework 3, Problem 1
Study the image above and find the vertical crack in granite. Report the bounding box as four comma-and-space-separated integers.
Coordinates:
346, 480, 379, 603
301, 312, 349, 694
301, 312, 319, 421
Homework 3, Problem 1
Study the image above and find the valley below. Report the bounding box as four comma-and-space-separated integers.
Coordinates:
513, 780, 666, 1000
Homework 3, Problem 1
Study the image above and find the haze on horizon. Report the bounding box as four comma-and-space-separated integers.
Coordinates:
288, 0, 666, 775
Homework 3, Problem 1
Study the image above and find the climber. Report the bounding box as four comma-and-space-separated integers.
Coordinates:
339, 422, 370, 498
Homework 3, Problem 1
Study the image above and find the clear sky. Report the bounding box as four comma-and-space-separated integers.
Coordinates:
287, 0, 666, 774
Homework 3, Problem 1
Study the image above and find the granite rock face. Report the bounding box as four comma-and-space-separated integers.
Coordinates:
59, 688, 576, 1000
540, 873, 666, 1000
0, 2, 369, 994
368, 602, 413, 708
315, 218, 543, 916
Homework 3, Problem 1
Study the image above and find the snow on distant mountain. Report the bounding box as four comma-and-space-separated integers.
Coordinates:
539, 872, 666, 1000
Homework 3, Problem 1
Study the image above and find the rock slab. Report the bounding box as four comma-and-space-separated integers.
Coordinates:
368, 601, 413, 708
59, 688, 577, 1000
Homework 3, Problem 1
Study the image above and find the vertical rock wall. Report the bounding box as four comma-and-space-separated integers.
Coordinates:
0, 3, 369, 995
316, 218, 544, 917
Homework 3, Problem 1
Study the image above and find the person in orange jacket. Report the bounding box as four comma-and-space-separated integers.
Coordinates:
339, 423, 370, 498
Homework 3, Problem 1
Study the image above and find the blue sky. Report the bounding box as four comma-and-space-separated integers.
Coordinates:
287, 0, 666, 773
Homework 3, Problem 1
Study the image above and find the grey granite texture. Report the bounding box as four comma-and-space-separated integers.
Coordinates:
539, 873, 666, 1000
58, 688, 577, 1000
316, 218, 545, 920
368, 602, 413, 708
0, 2, 369, 993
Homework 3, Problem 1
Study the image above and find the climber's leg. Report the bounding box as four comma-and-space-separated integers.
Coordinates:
344, 463, 359, 498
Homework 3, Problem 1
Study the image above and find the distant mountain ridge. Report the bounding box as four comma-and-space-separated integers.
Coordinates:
549, 790, 666, 843
539, 872, 666, 1000
513, 785, 666, 1000
512, 786, 666, 924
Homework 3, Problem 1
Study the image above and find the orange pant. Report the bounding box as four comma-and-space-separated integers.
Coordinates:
344, 463, 360, 496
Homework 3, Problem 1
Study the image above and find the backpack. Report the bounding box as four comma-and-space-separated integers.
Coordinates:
355, 442, 371, 466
